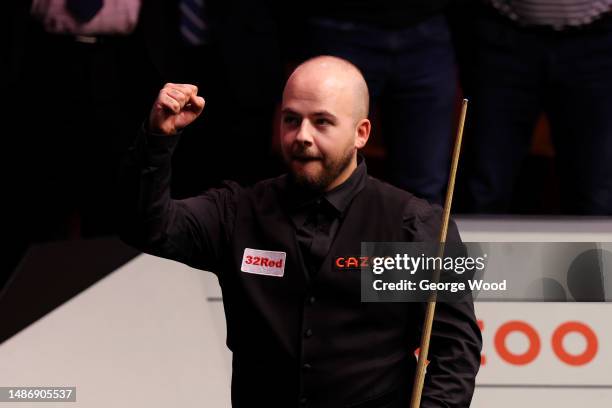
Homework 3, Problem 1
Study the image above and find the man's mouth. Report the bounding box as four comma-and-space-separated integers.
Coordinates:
292, 156, 322, 163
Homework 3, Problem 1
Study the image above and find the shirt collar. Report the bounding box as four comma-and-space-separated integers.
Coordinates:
324, 154, 367, 215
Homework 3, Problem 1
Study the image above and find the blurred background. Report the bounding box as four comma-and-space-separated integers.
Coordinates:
2, 2, 612, 406
2, 0, 611, 300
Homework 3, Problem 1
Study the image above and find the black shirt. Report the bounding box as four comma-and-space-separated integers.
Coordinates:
118, 129, 482, 408
289, 157, 367, 277
305, 0, 450, 28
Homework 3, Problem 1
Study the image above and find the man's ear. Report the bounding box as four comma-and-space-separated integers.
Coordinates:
355, 119, 371, 149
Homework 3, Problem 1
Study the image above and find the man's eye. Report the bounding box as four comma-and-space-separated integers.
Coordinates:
315, 118, 332, 126
283, 116, 300, 125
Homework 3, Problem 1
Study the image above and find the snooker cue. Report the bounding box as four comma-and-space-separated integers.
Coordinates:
409, 98, 468, 408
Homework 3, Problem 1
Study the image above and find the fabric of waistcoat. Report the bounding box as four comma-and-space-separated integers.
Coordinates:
217, 174, 424, 408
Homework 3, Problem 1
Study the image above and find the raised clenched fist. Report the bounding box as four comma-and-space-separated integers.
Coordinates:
148, 83, 205, 135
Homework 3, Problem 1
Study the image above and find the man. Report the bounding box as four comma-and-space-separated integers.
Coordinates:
458, 0, 612, 214
119, 56, 481, 407
298, 0, 458, 205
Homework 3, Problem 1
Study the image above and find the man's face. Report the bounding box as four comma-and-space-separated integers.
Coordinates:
280, 75, 358, 192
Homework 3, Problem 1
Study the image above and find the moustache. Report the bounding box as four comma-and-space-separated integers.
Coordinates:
290, 146, 323, 161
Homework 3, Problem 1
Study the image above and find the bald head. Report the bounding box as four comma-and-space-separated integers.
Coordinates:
280, 55, 372, 192
284, 56, 370, 122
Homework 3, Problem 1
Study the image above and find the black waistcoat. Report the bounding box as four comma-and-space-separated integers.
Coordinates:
219, 175, 423, 408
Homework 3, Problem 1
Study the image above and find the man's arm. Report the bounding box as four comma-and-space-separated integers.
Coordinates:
118, 83, 238, 273
404, 199, 482, 407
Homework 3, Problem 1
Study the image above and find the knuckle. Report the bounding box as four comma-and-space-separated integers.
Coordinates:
171, 89, 185, 100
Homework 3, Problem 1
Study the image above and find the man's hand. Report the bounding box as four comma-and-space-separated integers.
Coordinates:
148, 83, 205, 135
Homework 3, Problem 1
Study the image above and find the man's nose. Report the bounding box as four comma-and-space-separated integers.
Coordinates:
295, 120, 314, 146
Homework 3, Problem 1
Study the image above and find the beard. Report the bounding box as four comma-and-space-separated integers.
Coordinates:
286, 143, 355, 192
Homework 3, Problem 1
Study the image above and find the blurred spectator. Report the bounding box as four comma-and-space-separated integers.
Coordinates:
6, 0, 158, 281
148, 0, 285, 198
298, 1, 458, 205
457, 0, 612, 215
31, 0, 141, 35
3, 0, 287, 289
